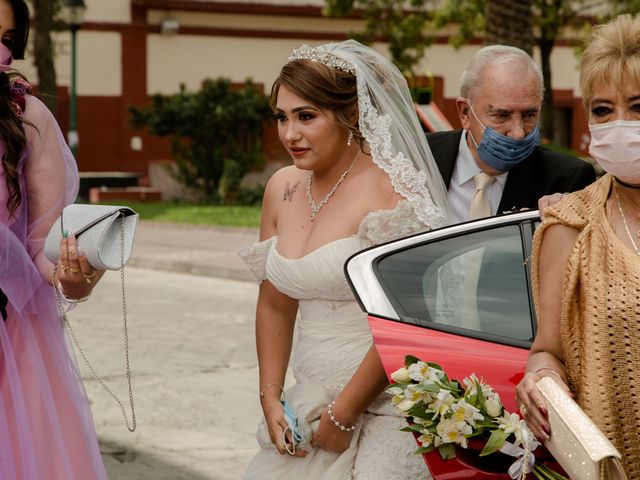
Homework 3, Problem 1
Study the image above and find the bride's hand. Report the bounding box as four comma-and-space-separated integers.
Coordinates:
262, 398, 307, 457
311, 405, 354, 453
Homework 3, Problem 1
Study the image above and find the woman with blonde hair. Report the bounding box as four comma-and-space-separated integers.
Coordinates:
516, 14, 640, 476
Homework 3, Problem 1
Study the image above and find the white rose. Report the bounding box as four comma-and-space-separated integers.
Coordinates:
485, 398, 502, 417
390, 367, 411, 383
387, 386, 403, 396
396, 399, 416, 412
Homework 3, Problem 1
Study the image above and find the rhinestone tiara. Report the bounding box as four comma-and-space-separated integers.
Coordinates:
288, 44, 357, 76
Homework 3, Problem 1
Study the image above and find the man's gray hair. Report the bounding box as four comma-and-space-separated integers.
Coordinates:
460, 45, 544, 101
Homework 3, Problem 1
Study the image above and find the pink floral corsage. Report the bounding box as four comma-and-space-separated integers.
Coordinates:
8, 77, 32, 116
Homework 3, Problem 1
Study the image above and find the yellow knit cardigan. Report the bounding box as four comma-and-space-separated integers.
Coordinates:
532, 174, 640, 476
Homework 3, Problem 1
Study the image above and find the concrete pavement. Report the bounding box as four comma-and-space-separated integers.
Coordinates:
72, 221, 263, 479
127, 221, 260, 282
75, 268, 261, 480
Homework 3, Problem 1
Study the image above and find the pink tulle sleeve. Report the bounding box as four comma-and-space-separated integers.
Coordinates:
22, 95, 79, 282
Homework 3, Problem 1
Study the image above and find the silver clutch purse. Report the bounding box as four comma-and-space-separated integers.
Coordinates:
46, 203, 139, 433
44, 204, 138, 270
536, 376, 627, 480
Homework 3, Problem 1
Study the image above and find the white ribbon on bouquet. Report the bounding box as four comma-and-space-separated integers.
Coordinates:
500, 428, 540, 480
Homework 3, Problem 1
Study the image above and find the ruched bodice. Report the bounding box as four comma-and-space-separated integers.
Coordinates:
270, 236, 373, 388
268, 236, 366, 301
239, 201, 438, 390
239, 200, 437, 480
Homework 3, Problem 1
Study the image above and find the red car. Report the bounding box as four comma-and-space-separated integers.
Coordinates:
345, 210, 550, 478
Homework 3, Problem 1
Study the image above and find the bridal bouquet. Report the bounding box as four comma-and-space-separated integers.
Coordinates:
387, 355, 567, 480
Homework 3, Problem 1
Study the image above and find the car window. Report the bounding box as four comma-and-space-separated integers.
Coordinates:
375, 225, 534, 345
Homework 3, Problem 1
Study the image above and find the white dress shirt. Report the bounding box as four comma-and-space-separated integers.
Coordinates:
448, 131, 508, 224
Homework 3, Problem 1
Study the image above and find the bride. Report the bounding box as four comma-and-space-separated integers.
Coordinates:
239, 40, 449, 479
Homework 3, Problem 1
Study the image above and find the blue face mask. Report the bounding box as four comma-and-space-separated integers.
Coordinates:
281, 399, 303, 454
467, 102, 540, 172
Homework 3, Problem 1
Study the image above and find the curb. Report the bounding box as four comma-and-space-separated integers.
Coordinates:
128, 221, 259, 282
127, 257, 255, 283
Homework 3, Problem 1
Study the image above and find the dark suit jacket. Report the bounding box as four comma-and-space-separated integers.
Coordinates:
427, 129, 597, 213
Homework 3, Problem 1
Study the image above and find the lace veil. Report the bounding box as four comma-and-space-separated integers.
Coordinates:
289, 40, 449, 228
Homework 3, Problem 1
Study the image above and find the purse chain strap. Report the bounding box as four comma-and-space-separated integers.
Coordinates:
53, 215, 137, 432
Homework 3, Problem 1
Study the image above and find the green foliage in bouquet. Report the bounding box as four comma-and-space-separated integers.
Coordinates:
387, 355, 567, 479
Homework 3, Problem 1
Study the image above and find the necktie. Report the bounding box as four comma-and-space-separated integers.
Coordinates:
469, 172, 495, 219
461, 172, 496, 331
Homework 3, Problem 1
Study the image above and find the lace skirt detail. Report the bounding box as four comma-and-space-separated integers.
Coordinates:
353, 413, 431, 480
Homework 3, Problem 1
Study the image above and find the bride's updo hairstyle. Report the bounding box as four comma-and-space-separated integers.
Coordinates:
269, 40, 450, 226
270, 59, 364, 148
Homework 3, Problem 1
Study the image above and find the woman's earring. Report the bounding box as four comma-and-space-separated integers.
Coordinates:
347, 131, 353, 146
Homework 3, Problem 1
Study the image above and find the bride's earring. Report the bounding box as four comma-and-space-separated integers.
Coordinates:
347, 131, 353, 147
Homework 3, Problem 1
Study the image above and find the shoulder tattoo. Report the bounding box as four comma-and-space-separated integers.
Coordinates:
283, 181, 299, 202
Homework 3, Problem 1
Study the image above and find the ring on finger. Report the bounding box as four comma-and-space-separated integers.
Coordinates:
69, 250, 77, 257
69, 267, 80, 274
519, 404, 528, 417
82, 272, 96, 284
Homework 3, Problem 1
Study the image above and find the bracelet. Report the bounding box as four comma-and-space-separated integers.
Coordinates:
51, 267, 91, 303
533, 366, 563, 379
64, 293, 91, 304
327, 401, 357, 432
259, 383, 284, 398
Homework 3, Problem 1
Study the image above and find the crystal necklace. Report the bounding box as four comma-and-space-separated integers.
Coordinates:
306, 150, 360, 221
614, 184, 640, 255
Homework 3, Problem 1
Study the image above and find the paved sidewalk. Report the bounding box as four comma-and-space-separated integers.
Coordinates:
79, 222, 263, 478
128, 221, 260, 281
78, 267, 261, 480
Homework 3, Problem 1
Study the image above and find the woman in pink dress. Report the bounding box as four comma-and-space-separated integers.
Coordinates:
0, 0, 107, 478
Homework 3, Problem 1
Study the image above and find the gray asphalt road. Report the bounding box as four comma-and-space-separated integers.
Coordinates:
68, 266, 261, 479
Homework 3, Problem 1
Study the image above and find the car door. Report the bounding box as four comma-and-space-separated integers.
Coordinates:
345, 210, 540, 479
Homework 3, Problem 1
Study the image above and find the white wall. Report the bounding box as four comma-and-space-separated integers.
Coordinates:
85, 0, 130, 23
54, 31, 122, 96
148, 35, 583, 100
14, 2, 585, 101
148, 35, 302, 94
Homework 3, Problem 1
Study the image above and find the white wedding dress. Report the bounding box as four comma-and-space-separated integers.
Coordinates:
239, 201, 434, 480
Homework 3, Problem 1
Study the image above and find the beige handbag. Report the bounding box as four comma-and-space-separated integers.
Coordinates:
536, 377, 627, 480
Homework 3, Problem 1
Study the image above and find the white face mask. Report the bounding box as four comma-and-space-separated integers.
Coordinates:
589, 120, 640, 184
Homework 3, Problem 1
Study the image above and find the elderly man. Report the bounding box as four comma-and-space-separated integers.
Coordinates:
428, 45, 595, 223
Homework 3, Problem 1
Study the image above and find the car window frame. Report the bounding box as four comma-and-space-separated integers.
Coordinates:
346, 211, 540, 350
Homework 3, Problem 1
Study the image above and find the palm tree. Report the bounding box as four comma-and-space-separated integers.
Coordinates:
485, 0, 534, 55
32, 0, 59, 114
